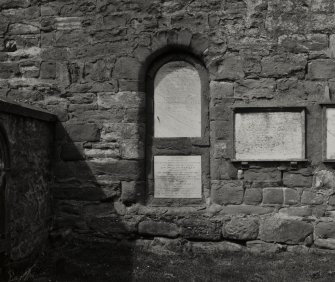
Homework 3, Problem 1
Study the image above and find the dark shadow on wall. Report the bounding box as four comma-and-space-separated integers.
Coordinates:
30, 121, 140, 282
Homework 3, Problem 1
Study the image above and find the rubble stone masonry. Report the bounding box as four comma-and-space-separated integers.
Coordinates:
3, 0, 335, 257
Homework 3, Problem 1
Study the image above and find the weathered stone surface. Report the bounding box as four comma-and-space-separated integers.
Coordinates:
88, 215, 137, 237
314, 238, 335, 250
244, 188, 262, 205
223, 217, 259, 240
246, 240, 284, 254
263, 188, 284, 205
211, 180, 244, 205
64, 123, 100, 142
279, 206, 312, 217
180, 219, 221, 240
301, 191, 324, 205
121, 181, 144, 204
138, 221, 180, 238
113, 57, 141, 80
210, 81, 234, 101
278, 34, 328, 53
283, 173, 312, 188
308, 59, 335, 80
220, 205, 274, 215
313, 170, 335, 190
259, 217, 313, 244
284, 188, 300, 205
234, 79, 276, 99
315, 222, 335, 239
244, 169, 281, 182
192, 241, 242, 254
210, 54, 244, 80
261, 54, 307, 77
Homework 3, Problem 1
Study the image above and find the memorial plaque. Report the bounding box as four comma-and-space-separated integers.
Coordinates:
235, 110, 305, 160
326, 108, 335, 159
154, 155, 202, 198
154, 61, 201, 138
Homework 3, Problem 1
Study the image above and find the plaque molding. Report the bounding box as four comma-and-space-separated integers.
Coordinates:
321, 104, 335, 162
233, 107, 306, 162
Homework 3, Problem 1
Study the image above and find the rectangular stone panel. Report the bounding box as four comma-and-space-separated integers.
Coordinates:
154, 61, 201, 137
234, 110, 305, 160
154, 155, 202, 198
326, 107, 335, 159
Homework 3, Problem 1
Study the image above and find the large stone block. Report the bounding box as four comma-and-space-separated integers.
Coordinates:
259, 217, 313, 244
113, 57, 141, 80
263, 188, 284, 205
220, 205, 274, 215
315, 222, 335, 239
88, 215, 137, 236
301, 191, 324, 205
244, 188, 262, 205
180, 219, 221, 240
244, 168, 281, 183
211, 180, 244, 205
210, 54, 244, 80
234, 79, 276, 99
313, 169, 335, 189
0, 62, 20, 79
283, 188, 300, 205
278, 34, 328, 53
223, 217, 259, 240
121, 181, 144, 204
40, 61, 56, 79
308, 59, 335, 80
64, 123, 100, 142
283, 172, 312, 188
209, 81, 234, 101
261, 54, 307, 77
279, 206, 312, 217
138, 221, 180, 238
314, 238, 335, 250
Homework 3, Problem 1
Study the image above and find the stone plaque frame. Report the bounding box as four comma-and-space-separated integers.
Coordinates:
232, 106, 306, 162
321, 104, 335, 162
145, 52, 210, 206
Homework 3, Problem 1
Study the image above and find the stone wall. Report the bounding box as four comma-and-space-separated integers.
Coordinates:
3, 0, 335, 253
0, 100, 55, 264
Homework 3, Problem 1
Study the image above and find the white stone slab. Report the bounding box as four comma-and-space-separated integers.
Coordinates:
154, 155, 202, 198
235, 111, 305, 160
326, 108, 335, 159
154, 61, 201, 137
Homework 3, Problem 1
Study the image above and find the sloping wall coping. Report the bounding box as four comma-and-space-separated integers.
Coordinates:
0, 99, 57, 122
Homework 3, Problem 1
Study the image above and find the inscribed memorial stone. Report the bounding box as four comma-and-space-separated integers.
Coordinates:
154, 155, 202, 198
326, 108, 335, 159
235, 111, 305, 160
154, 61, 201, 137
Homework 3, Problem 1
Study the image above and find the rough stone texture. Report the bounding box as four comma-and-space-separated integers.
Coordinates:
315, 222, 335, 239
284, 188, 300, 205
3, 0, 335, 258
314, 238, 335, 250
0, 107, 54, 261
301, 191, 324, 205
211, 180, 244, 205
283, 173, 313, 188
244, 188, 262, 205
138, 221, 180, 238
259, 217, 313, 245
263, 188, 284, 205
223, 217, 259, 241
180, 219, 221, 241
